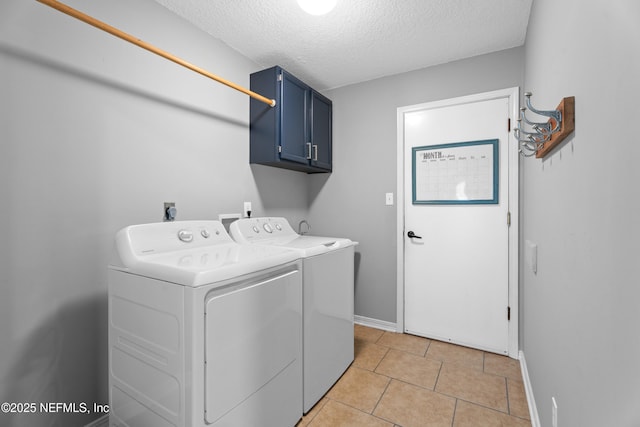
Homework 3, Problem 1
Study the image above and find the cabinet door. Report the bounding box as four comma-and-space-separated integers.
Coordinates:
280, 73, 310, 165
310, 92, 332, 171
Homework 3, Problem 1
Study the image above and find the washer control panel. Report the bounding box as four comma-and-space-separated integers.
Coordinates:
175, 225, 222, 244
116, 220, 234, 265
230, 217, 297, 243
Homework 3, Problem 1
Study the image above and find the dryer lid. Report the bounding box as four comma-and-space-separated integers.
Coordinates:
230, 217, 354, 256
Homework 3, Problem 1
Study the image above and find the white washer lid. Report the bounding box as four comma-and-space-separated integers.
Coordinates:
110, 220, 299, 286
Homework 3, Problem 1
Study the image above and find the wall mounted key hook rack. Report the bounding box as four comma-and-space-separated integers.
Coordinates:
514, 92, 575, 158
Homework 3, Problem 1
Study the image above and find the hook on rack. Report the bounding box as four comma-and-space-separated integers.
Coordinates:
514, 92, 575, 158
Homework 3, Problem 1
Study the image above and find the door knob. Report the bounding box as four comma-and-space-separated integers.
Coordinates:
407, 231, 422, 239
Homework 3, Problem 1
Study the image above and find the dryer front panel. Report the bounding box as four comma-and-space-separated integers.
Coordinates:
204, 267, 302, 425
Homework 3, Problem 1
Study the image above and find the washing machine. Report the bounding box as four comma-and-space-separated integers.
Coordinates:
230, 217, 356, 413
108, 220, 303, 427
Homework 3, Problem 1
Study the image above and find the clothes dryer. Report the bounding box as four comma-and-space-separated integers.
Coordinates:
108, 220, 302, 427
230, 217, 355, 413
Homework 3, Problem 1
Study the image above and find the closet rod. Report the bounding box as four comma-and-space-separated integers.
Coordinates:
36, 0, 277, 107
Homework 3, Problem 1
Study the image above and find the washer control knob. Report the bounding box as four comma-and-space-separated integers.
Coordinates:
275, 223, 282, 231
201, 229, 211, 238
178, 229, 193, 242
252, 226, 260, 233
263, 223, 273, 233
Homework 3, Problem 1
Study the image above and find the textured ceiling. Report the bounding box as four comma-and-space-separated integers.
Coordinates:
153, 0, 532, 91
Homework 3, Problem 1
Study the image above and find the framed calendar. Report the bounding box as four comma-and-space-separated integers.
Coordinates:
412, 139, 498, 204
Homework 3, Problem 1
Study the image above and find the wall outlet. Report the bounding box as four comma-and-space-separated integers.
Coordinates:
164, 202, 176, 222
243, 202, 252, 217
385, 192, 394, 206
552, 397, 558, 427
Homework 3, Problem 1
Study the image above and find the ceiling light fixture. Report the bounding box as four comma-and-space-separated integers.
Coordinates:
297, 0, 337, 16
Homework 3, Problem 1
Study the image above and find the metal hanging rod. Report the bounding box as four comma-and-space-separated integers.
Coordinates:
36, 0, 276, 107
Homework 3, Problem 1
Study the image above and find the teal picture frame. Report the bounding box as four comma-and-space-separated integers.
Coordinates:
412, 139, 499, 205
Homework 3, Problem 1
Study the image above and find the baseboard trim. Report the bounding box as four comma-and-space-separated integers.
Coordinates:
519, 350, 541, 427
354, 315, 398, 332
85, 414, 109, 427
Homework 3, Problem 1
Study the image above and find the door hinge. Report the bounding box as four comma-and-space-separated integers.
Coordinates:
277, 73, 283, 82
278, 145, 282, 153
508, 118, 511, 132
507, 211, 511, 227
507, 306, 511, 321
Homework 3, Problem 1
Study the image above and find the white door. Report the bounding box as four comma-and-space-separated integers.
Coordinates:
401, 92, 515, 354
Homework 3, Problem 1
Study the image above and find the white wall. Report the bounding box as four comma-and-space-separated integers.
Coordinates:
308, 48, 525, 323
0, 1, 309, 426
522, 1, 640, 426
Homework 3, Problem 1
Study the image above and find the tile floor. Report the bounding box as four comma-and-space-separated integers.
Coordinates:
297, 324, 531, 427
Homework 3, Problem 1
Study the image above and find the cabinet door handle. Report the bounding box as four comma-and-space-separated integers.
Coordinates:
313, 144, 318, 161
306, 142, 312, 160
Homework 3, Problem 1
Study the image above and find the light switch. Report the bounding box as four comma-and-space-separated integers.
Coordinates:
385, 193, 394, 206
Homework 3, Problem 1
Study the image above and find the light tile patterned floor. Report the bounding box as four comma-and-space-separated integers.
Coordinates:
297, 325, 531, 427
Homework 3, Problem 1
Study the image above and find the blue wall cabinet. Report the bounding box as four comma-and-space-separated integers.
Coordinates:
250, 66, 332, 173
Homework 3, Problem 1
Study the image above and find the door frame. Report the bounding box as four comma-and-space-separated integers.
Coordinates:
395, 87, 520, 357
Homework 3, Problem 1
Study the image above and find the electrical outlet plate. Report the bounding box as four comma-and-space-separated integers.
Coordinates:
164, 202, 176, 222
243, 202, 252, 217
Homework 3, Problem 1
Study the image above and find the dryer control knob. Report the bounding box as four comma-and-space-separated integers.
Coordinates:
252, 226, 260, 233
201, 229, 211, 238
263, 223, 273, 233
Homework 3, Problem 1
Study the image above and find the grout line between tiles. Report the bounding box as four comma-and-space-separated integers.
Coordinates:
433, 358, 444, 391
391, 377, 439, 393
505, 376, 512, 416
370, 374, 392, 415
451, 398, 459, 427
423, 337, 432, 357
372, 346, 391, 372
454, 397, 513, 416
325, 394, 395, 425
